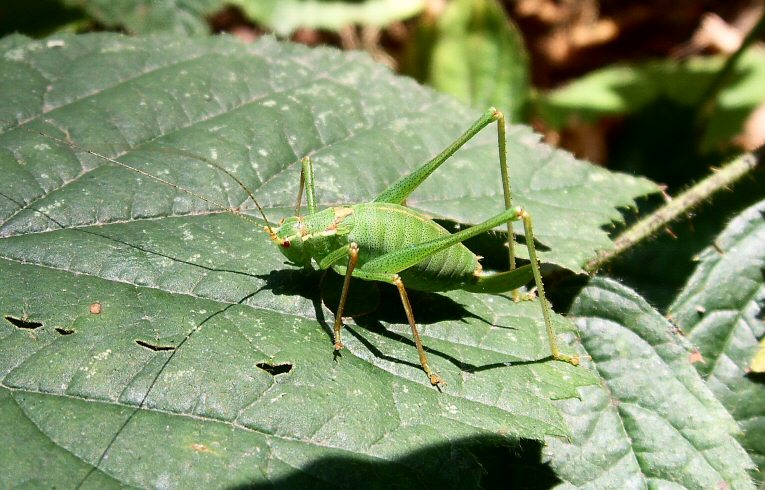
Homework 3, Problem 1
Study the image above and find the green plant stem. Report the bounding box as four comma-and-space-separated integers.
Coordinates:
586, 151, 760, 272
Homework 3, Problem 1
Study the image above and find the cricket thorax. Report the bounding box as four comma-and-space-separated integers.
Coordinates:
272, 207, 356, 266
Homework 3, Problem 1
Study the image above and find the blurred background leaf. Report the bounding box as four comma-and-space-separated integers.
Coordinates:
537, 48, 765, 154
403, 0, 530, 122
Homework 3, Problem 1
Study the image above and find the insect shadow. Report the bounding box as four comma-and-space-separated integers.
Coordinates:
256, 264, 535, 375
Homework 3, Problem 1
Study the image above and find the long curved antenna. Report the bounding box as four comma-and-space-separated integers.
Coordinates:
158, 146, 275, 232
2, 121, 275, 233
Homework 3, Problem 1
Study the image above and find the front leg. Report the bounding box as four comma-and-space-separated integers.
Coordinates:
332, 242, 359, 351
294, 156, 317, 216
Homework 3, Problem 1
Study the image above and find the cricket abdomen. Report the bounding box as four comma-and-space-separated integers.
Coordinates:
344, 202, 479, 292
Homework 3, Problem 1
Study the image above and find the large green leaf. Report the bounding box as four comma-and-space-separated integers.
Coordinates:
668, 198, 765, 481
545, 278, 755, 488
0, 33, 652, 486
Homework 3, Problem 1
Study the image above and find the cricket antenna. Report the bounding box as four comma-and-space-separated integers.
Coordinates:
2, 121, 276, 233
169, 148, 276, 234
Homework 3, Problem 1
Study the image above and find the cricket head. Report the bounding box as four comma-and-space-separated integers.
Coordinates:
269, 216, 312, 266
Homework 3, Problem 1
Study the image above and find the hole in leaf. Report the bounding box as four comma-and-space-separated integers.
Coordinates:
55, 327, 75, 335
256, 362, 293, 376
5, 316, 42, 330
135, 339, 176, 351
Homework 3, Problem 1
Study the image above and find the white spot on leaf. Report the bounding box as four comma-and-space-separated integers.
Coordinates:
93, 349, 112, 361
5, 48, 25, 61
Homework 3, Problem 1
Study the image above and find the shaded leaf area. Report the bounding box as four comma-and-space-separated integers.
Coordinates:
0, 0, 86, 38
0, 34, 655, 273
0, 255, 593, 487
668, 198, 765, 480
538, 48, 765, 154
544, 278, 754, 489
403, 0, 530, 122
234, 0, 426, 36
604, 168, 765, 312
59, 0, 221, 35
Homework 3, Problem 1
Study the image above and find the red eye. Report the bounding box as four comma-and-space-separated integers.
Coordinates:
281, 240, 291, 248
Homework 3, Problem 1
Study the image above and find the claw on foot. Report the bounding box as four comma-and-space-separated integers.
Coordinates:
520, 291, 537, 302
334, 342, 344, 351
556, 354, 580, 366
429, 374, 446, 387
511, 290, 537, 303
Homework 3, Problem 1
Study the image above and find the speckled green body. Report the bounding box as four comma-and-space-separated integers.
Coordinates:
290, 202, 480, 292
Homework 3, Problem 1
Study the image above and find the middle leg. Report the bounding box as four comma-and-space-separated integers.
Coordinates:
341, 268, 444, 387
392, 275, 445, 388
